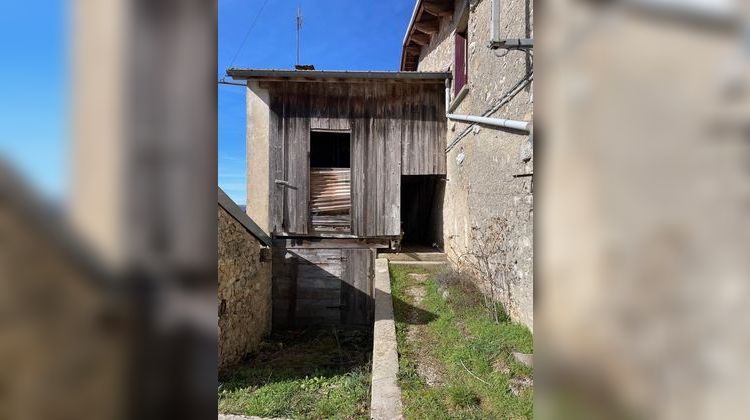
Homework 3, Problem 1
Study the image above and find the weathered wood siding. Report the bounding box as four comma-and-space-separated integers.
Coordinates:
272, 241, 374, 328
269, 83, 311, 235
401, 84, 447, 175
265, 81, 446, 238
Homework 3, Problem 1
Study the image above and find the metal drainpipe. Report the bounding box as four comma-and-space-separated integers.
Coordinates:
444, 79, 531, 133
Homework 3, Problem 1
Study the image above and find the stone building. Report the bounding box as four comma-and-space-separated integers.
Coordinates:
401, 0, 534, 330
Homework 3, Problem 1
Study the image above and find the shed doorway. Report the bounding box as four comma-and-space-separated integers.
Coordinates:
309, 130, 352, 234
400, 175, 444, 250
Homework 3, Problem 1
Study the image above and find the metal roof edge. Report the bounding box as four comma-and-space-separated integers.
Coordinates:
226, 68, 450, 81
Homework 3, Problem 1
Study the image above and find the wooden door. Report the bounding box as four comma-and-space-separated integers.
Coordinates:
272, 246, 374, 328
280, 113, 310, 234
340, 248, 374, 325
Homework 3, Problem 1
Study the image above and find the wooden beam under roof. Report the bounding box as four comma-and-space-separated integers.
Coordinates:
404, 45, 421, 55
410, 32, 431, 46
400, 0, 455, 70
422, 0, 453, 16
414, 19, 440, 34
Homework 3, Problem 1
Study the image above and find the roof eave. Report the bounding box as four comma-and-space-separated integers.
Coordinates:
400, 0, 424, 70
226, 68, 451, 82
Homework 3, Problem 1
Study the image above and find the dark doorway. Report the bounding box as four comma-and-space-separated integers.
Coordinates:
309, 130, 351, 233
310, 131, 350, 168
400, 175, 444, 249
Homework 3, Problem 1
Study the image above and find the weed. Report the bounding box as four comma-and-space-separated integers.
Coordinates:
447, 386, 482, 409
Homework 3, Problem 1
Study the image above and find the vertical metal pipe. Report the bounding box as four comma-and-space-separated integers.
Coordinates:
491, 0, 501, 44
445, 78, 451, 112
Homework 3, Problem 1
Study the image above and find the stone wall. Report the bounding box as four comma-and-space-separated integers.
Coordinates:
415, 0, 534, 330
218, 206, 272, 373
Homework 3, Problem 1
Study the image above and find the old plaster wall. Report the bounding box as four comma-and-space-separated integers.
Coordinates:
246, 82, 271, 234
218, 206, 271, 373
416, 0, 534, 330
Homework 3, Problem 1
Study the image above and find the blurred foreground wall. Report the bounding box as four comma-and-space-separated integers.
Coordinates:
0, 165, 127, 420
58, 0, 217, 418
537, 1, 750, 419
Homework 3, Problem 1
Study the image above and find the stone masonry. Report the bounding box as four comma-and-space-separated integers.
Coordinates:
414, 0, 533, 330
218, 206, 272, 373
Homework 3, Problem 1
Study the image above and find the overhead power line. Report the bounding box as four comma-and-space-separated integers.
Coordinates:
226, 0, 272, 70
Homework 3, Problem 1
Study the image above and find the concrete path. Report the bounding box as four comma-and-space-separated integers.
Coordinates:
370, 258, 404, 420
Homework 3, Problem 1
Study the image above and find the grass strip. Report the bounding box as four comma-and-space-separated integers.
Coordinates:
219, 328, 371, 419
391, 265, 533, 419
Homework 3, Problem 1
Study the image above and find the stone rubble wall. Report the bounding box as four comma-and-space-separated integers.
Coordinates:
218, 206, 272, 373
416, 0, 534, 330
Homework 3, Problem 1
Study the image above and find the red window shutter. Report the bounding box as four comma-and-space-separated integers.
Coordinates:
454, 31, 467, 94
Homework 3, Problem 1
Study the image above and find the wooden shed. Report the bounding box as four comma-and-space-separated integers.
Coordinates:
228, 69, 450, 328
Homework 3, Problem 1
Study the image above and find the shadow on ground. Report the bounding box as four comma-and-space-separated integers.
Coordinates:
390, 294, 438, 325
219, 328, 372, 392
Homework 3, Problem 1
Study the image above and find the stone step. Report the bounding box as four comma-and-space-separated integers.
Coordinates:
378, 251, 447, 262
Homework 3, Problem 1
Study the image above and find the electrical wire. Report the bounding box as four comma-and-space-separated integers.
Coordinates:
226, 0, 272, 70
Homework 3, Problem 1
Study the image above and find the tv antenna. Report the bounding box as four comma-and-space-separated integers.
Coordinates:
296, 6, 303, 66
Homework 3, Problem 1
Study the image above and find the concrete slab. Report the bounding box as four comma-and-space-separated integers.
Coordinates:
371, 258, 404, 420
512, 352, 533, 368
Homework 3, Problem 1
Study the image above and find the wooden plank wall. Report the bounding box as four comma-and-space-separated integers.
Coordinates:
283, 83, 310, 234
401, 84, 447, 175
340, 248, 375, 325
272, 247, 343, 327
265, 81, 445, 238
272, 242, 374, 328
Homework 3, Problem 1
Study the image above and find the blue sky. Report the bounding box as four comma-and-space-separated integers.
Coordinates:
219, 0, 415, 204
0, 0, 68, 201
0, 0, 414, 205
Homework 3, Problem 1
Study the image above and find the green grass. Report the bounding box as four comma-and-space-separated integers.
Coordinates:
219, 329, 371, 419
391, 265, 534, 419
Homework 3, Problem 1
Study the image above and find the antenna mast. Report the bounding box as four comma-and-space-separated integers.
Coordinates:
296, 6, 303, 66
